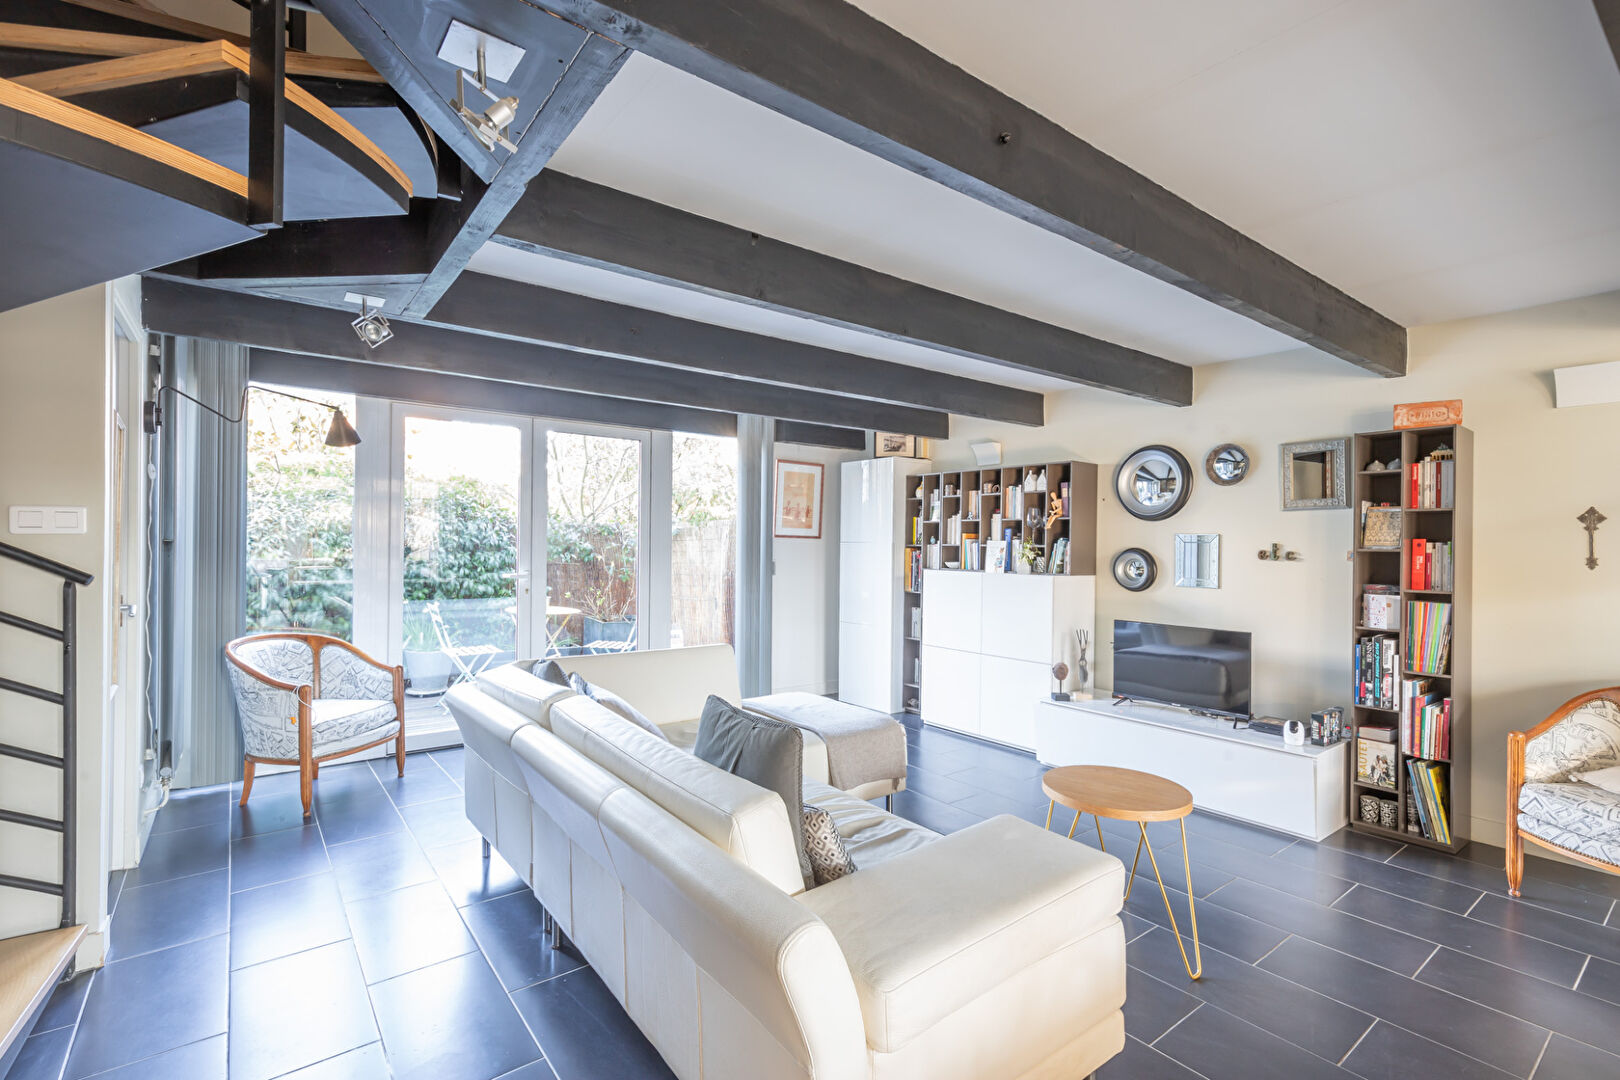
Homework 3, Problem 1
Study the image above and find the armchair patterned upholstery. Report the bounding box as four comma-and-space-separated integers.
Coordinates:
226, 632, 406, 816
1506, 688, 1620, 895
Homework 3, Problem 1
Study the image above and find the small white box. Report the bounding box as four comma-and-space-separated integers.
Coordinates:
9, 505, 87, 534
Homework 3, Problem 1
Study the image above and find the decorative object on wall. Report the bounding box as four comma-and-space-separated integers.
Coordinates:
1579, 506, 1606, 570
773, 459, 824, 539
1050, 661, 1071, 701
1073, 629, 1091, 689
1279, 437, 1349, 510
874, 432, 920, 458
1393, 399, 1463, 429
968, 439, 1002, 466
1173, 533, 1220, 588
1112, 548, 1157, 591
1256, 542, 1301, 562
1204, 444, 1250, 486
1114, 445, 1192, 521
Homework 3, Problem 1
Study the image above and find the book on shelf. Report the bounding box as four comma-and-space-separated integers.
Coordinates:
1360, 504, 1402, 548
909, 606, 922, 638
1409, 452, 1456, 510
1002, 526, 1015, 572
1354, 634, 1400, 709
1405, 759, 1452, 844
1060, 480, 1070, 517
1362, 585, 1400, 629
924, 539, 941, 571
1406, 600, 1453, 674
1355, 737, 1397, 789
906, 548, 922, 592
1408, 539, 1454, 590
1400, 679, 1451, 759
1049, 537, 1069, 575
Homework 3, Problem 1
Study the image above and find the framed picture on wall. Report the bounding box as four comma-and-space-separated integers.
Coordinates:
875, 432, 916, 458
774, 460, 825, 539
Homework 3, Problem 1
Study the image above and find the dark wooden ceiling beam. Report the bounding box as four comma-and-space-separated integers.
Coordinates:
142, 277, 948, 436
520, 0, 1406, 377
249, 348, 865, 448
428, 271, 1045, 424
405, 32, 628, 316
495, 171, 1187, 405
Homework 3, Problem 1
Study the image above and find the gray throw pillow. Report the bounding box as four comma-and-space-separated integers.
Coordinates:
802, 804, 856, 886
567, 672, 668, 742
531, 658, 569, 686
693, 695, 811, 889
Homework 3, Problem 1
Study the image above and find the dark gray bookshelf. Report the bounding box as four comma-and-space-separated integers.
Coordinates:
1348, 424, 1472, 852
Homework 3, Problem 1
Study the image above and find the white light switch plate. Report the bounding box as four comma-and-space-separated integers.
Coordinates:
9, 505, 87, 534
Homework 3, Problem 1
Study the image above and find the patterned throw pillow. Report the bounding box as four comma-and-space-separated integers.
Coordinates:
567, 672, 668, 742
802, 805, 856, 886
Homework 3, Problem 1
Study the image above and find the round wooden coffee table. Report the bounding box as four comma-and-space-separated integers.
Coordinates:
1042, 764, 1202, 979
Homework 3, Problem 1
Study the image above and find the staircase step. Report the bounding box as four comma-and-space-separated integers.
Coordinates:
0, 926, 85, 1069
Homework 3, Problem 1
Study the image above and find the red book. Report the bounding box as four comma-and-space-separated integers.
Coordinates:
1410, 464, 1419, 508
1410, 538, 1427, 590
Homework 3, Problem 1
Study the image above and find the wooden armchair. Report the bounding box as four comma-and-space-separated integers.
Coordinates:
225, 632, 405, 816
1506, 687, 1620, 896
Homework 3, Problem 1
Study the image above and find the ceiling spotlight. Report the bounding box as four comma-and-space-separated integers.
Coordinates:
348, 294, 392, 349
448, 36, 520, 153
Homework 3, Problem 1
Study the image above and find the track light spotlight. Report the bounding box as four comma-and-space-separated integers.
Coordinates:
448, 36, 521, 153
350, 295, 392, 349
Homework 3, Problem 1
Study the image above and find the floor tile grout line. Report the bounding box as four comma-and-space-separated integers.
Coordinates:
1411, 943, 1442, 980
1335, 1018, 1378, 1067
505, 959, 591, 996
1573, 952, 1592, 991
1146, 1000, 1203, 1049
1251, 932, 1294, 967
1462, 890, 1486, 917
1526, 1030, 1553, 1080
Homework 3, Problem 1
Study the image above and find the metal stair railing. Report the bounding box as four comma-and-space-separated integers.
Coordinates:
0, 540, 93, 929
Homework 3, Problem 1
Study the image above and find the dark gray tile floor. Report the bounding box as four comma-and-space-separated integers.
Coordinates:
12, 723, 1620, 1080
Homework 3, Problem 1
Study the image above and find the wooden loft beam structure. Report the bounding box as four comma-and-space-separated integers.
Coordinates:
163, 241, 1044, 426
519, 0, 1407, 377
496, 171, 1191, 405
404, 32, 628, 316
141, 278, 951, 437
246, 348, 865, 449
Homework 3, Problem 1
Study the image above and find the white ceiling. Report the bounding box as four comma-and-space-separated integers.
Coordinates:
472, 0, 1620, 394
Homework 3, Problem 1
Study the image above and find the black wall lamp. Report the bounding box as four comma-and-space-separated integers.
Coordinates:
143, 384, 361, 447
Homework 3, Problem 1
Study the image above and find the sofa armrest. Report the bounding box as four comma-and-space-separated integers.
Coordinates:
796, 815, 1124, 1054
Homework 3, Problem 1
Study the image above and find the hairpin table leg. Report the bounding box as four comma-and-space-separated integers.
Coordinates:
1141, 820, 1202, 980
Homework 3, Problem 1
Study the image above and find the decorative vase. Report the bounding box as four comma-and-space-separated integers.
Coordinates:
1379, 799, 1400, 830
1359, 795, 1380, 825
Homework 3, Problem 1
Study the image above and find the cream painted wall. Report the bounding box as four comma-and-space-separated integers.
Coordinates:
772, 444, 863, 695
0, 287, 120, 967
925, 290, 1620, 846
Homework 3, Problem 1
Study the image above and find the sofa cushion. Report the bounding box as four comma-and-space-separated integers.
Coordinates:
797, 815, 1124, 1054
568, 672, 666, 741
804, 780, 937, 868
548, 694, 807, 895
1518, 812, 1620, 866
476, 663, 575, 727
1519, 781, 1620, 842
308, 699, 398, 755
1573, 765, 1620, 796
531, 658, 570, 686
802, 804, 857, 886
695, 696, 811, 889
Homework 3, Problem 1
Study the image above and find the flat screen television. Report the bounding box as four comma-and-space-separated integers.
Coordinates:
1113, 620, 1252, 720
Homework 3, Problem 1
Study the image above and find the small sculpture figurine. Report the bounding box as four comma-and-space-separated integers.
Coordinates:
1045, 491, 1063, 530
1580, 506, 1606, 570
1073, 629, 1090, 689
1050, 662, 1071, 701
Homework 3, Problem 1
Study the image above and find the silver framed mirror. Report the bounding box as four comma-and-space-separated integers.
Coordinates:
1279, 437, 1349, 510
1205, 444, 1249, 486
1114, 445, 1192, 521
1111, 548, 1157, 591
1174, 533, 1220, 588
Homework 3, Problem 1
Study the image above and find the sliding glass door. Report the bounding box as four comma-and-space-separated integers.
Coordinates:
542, 427, 646, 658
395, 408, 531, 730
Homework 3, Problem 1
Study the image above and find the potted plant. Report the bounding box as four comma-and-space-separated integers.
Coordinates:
1016, 538, 1041, 575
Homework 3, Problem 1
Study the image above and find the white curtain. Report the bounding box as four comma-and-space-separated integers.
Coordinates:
151, 336, 247, 788
734, 415, 775, 697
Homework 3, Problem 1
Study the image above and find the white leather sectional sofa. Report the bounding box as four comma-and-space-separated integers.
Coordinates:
445, 650, 1127, 1080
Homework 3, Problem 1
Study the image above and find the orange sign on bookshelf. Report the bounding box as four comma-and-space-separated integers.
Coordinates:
1393, 399, 1462, 429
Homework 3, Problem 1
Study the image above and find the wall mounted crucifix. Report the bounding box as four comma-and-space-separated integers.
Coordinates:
1579, 506, 1606, 570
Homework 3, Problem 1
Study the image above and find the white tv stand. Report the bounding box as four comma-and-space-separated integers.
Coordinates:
1034, 693, 1348, 841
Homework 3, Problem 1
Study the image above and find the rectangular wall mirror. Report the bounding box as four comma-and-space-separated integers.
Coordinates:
1280, 437, 1349, 510
1174, 533, 1220, 588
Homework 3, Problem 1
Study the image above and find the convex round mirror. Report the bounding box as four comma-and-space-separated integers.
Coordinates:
1114, 445, 1192, 520
1112, 548, 1157, 591
1205, 444, 1250, 486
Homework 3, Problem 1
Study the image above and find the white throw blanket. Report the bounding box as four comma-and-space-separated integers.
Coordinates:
741, 692, 908, 793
